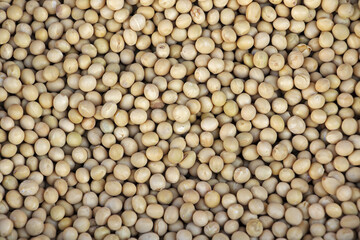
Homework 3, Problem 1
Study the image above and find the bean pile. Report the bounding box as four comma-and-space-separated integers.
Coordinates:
0, 0, 360, 239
